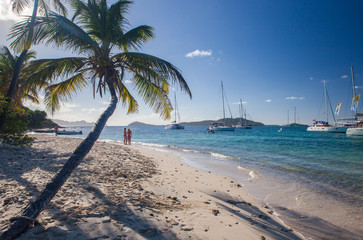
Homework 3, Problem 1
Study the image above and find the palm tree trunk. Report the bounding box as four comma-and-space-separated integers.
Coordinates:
0, 0, 39, 133
0, 85, 118, 240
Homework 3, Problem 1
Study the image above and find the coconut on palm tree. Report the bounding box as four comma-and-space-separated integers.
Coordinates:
0, 0, 191, 238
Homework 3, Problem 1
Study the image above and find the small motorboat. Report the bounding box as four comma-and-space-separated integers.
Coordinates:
56, 130, 82, 135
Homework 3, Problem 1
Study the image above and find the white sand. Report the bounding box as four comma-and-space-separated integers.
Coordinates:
0, 135, 301, 239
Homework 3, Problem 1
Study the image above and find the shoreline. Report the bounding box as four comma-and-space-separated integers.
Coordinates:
132, 140, 363, 239
1, 135, 301, 239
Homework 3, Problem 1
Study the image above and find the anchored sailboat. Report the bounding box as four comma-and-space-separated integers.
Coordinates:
346, 66, 363, 136
165, 93, 185, 130
209, 82, 235, 131
234, 99, 252, 129
307, 81, 347, 132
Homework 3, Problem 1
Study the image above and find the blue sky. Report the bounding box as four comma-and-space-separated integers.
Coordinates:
0, 0, 362, 125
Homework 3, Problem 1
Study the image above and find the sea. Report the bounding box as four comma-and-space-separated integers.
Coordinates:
54, 125, 363, 239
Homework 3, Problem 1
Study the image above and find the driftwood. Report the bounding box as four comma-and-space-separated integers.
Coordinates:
0, 92, 117, 240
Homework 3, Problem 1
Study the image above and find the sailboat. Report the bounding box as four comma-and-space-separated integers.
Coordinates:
165, 93, 185, 130
334, 66, 359, 131
234, 99, 252, 129
209, 82, 235, 131
346, 66, 363, 136
307, 81, 347, 132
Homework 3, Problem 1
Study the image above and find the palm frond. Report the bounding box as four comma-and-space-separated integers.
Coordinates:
113, 52, 192, 98
9, 16, 47, 53
11, 0, 29, 15
113, 74, 138, 114
52, 0, 68, 16
44, 73, 88, 113
26, 57, 87, 89
130, 72, 172, 119
118, 25, 154, 51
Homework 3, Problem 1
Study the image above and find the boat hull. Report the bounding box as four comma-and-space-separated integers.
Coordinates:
235, 125, 252, 129
307, 126, 347, 133
165, 124, 184, 130
346, 127, 363, 136
210, 126, 235, 131
56, 131, 83, 135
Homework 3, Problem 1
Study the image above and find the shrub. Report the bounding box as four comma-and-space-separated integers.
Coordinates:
0, 95, 34, 146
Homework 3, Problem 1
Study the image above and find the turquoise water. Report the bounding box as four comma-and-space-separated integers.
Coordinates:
70, 125, 362, 203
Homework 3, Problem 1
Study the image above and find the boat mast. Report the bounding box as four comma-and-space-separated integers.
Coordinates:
221, 81, 226, 125
174, 93, 177, 123
323, 81, 329, 123
294, 106, 296, 125
240, 99, 244, 125
351, 66, 357, 116
287, 110, 289, 125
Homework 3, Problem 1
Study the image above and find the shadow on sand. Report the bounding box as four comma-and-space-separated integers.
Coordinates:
0, 139, 179, 240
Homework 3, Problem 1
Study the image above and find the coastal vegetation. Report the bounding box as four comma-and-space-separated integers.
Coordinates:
0, 46, 52, 145
0, 0, 67, 133
0, 0, 191, 238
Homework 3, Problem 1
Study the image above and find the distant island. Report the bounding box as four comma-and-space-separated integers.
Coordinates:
128, 118, 264, 127
51, 119, 95, 127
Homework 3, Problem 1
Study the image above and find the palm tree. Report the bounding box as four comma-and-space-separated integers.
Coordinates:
0, 0, 191, 238
0, 0, 67, 132
0, 46, 40, 107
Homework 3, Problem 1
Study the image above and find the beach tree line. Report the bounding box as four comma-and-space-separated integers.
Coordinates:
0, 46, 57, 145
0, 0, 191, 239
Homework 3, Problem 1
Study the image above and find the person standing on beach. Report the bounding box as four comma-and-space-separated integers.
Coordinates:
123, 128, 127, 145
127, 128, 132, 145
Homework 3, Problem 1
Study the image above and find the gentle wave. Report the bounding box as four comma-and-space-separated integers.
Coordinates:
210, 152, 235, 159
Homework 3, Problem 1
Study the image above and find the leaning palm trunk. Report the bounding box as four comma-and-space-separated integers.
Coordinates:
0, 0, 39, 133
0, 85, 118, 240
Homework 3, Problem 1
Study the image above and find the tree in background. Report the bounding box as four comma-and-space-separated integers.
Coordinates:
0, 46, 40, 107
0, 0, 67, 132
0, 46, 40, 145
1, 0, 191, 238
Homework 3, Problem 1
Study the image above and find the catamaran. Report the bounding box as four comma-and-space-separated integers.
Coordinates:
209, 82, 235, 131
333, 66, 359, 131
307, 81, 347, 132
165, 93, 185, 130
346, 66, 362, 136
346, 114, 363, 136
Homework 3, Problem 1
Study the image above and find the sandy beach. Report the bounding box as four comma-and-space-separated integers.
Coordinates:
1, 135, 302, 239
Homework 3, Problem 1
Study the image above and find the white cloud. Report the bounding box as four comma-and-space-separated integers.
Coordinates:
58, 103, 79, 113
340, 75, 349, 79
185, 49, 212, 58
233, 101, 247, 105
124, 79, 132, 84
0, 0, 32, 21
265, 99, 272, 103
285, 96, 304, 100
309, 77, 314, 81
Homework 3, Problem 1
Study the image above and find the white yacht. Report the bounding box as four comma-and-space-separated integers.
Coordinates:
346, 116, 363, 136
346, 66, 362, 136
165, 93, 185, 130
307, 81, 347, 133
234, 99, 252, 129
209, 81, 235, 132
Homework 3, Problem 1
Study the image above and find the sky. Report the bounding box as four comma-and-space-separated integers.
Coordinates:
0, 0, 362, 126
